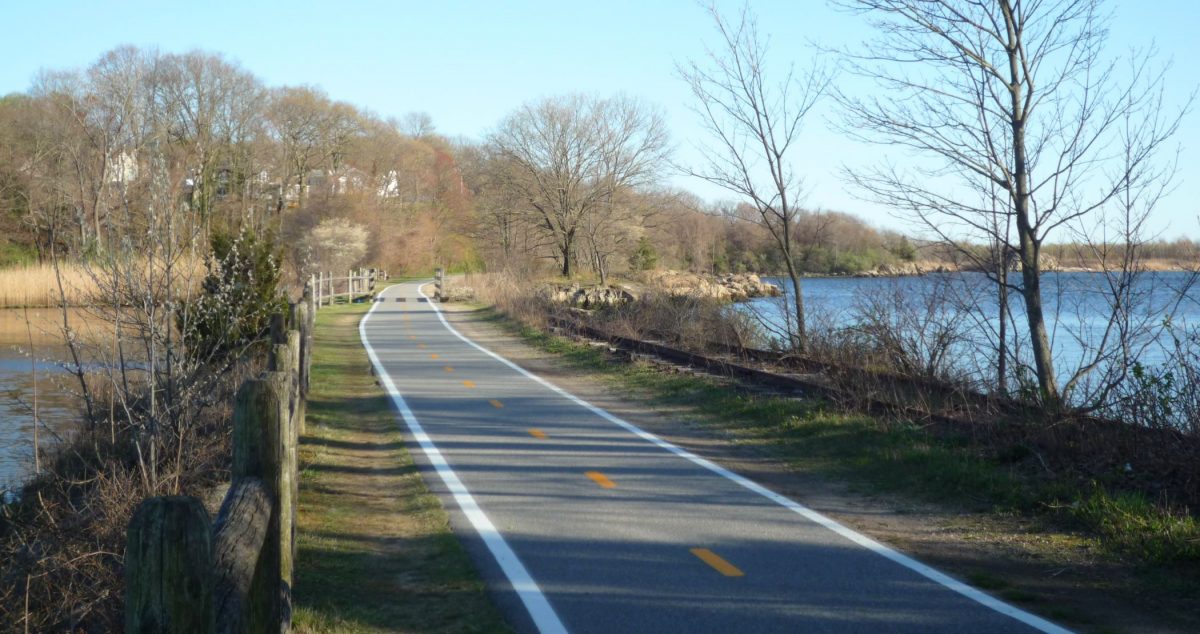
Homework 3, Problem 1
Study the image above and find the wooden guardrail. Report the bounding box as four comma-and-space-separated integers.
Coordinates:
310, 268, 388, 307
124, 286, 316, 633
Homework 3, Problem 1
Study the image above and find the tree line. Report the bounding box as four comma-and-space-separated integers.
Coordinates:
0, 0, 1195, 412
0, 46, 473, 278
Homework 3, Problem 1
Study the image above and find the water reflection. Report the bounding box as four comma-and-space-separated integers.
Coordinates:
0, 308, 117, 489
743, 272, 1199, 381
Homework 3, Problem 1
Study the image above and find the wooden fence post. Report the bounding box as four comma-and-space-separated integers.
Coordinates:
285, 328, 304, 437
231, 373, 293, 632
297, 291, 313, 422
270, 313, 286, 346
125, 496, 215, 634
212, 478, 271, 634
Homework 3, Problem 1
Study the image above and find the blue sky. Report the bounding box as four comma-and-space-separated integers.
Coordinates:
2, 0, 1196, 238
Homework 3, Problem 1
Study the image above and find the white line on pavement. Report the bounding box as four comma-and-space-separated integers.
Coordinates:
360, 288, 568, 634
414, 282, 1071, 634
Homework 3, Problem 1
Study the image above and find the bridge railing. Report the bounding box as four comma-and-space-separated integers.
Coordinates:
124, 291, 314, 633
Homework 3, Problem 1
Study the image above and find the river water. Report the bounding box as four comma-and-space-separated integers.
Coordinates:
2, 272, 1195, 488
0, 309, 112, 492
741, 271, 1200, 388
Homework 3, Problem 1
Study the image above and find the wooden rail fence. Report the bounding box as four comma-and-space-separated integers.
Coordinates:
310, 268, 388, 307
125, 285, 317, 633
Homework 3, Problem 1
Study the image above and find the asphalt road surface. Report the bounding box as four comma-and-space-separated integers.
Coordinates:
360, 280, 1069, 634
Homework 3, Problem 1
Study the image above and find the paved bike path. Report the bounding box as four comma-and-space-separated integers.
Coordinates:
360, 280, 1068, 634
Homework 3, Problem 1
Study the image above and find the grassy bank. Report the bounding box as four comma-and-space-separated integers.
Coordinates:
481, 308, 1199, 595
294, 301, 509, 633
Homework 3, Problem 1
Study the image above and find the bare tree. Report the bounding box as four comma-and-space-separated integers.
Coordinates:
834, 0, 1190, 409
400, 111, 436, 138
488, 94, 670, 277
679, 4, 832, 351
155, 51, 264, 231
265, 86, 358, 213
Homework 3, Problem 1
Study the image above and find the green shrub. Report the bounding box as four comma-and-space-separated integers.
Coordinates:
629, 236, 659, 271
181, 228, 288, 360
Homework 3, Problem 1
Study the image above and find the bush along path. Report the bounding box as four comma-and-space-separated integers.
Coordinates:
293, 302, 509, 633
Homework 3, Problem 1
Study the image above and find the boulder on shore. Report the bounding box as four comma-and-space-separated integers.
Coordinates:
439, 285, 475, 302
640, 270, 782, 302
536, 284, 636, 309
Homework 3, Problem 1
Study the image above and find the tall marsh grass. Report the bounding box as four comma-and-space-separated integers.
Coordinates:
0, 260, 206, 308
0, 263, 96, 308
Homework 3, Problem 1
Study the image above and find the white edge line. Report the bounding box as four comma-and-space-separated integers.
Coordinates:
414, 283, 1072, 634
359, 288, 568, 634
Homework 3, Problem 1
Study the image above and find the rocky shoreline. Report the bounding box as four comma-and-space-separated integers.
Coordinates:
539, 271, 782, 309
828, 257, 1195, 278
639, 270, 782, 301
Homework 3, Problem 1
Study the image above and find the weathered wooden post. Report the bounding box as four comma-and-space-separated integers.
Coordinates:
212, 478, 270, 634
285, 325, 304, 436
298, 286, 314, 410
125, 496, 215, 633
270, 313, 286, 347
231, 372, 293, 632
435, 267, 445, 301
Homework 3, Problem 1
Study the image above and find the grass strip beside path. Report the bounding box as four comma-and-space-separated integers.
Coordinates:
474, 307, 1199, 631
293, 302, 509, 633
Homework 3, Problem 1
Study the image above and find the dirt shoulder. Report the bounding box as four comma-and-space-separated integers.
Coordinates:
293, 303, 510, 633
435, 298, 1196, 634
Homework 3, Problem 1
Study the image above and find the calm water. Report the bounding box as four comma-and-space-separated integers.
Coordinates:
0, 309, 112, 492
742, 272, 1199, 385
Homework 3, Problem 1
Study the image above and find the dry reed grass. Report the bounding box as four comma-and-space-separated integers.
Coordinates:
0, 263, 95, 308
0, 260, 206, 308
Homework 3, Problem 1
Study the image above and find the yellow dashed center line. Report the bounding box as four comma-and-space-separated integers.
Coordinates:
528, 429, 547, 439
430, 353, 439, 360
585, 471, 616, 489
443, 366, 454, 373
462, 380, 476, 388
489, 399, 504, 409
690, 548, 744, 577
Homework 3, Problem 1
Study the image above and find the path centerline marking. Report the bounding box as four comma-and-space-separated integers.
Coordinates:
405, 281, 1069, 634
528, 429, 548, 439
462, 380, 476, 388
444, 366, 454, 373
691, 548, 744, 577
430, 353, 439, 360
359, 286, 566, 634
490, 399, 504, 409
586, 471, 616, 489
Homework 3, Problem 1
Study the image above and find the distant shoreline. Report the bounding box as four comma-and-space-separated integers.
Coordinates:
768, 258, 1198, 280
